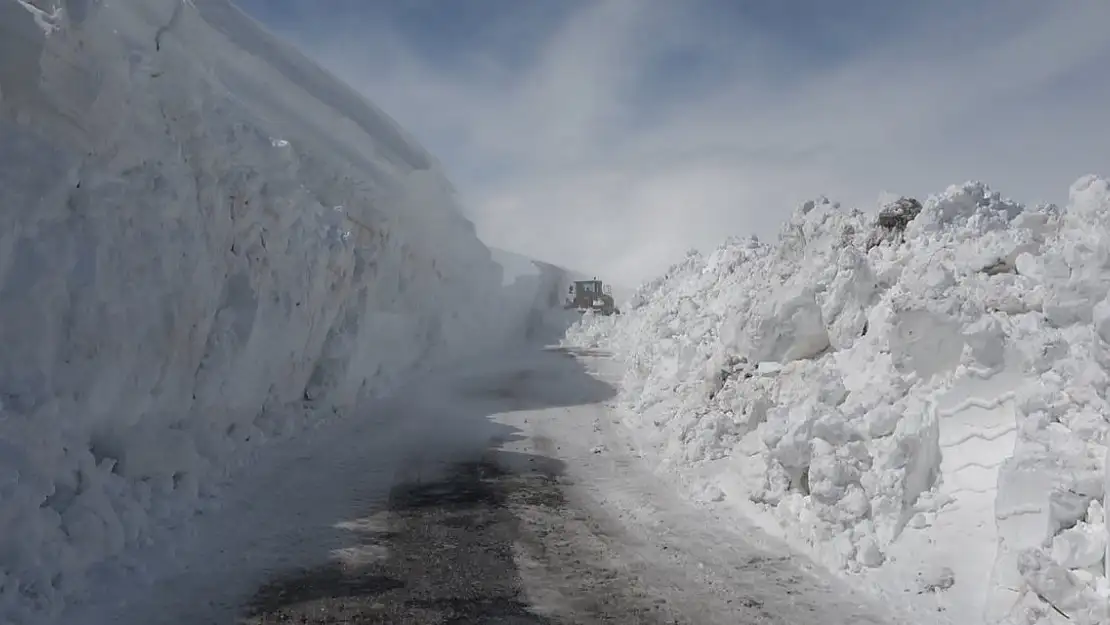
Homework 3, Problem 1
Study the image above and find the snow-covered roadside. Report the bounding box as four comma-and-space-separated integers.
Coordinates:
493, 347, 911, 625
565, 176, 1110, 624
0, 1, 569, 622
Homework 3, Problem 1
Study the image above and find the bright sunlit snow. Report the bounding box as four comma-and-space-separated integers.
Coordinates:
566, 177, 1110, 625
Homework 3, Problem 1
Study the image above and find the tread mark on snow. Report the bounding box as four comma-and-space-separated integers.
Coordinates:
940, 426, 1017, 447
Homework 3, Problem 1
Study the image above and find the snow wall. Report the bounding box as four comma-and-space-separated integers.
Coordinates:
567, 178, 1110, 624
499, 259, 588, 345
0, 0, 577, 621
490, 247, 603, 344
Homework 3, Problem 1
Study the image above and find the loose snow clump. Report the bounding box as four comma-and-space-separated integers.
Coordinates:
566, 177, 1110, 623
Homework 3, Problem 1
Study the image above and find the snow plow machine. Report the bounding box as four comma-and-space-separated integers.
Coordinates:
564, 278, 620, 316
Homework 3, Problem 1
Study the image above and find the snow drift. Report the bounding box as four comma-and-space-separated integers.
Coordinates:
567, 177, 1110, 624
0, 0, 573, 622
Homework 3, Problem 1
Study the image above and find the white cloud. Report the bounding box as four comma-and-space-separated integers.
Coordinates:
271, 0, 1110, 287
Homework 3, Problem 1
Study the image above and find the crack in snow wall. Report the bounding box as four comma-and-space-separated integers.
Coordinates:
566, 177, 1110, 624
0, 1, 562, 621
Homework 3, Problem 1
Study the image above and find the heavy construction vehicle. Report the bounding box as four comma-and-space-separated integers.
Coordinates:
564, 278, 620, 316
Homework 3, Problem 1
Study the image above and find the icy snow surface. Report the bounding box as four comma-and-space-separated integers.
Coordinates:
566, 176, 1110, 624
0, 0, 575, 622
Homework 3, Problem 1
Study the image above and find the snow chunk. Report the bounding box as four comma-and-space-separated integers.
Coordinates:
889, 309, 964, 379
1051, 501, 1106, 569
1067, 174, 1110, 223
749, 286, 831, 363
1017, 549, 1109, 624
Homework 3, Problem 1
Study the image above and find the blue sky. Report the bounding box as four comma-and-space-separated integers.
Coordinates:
238, 0, 1110, 286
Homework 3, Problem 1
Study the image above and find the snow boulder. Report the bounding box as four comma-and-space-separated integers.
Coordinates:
747, 287, 831, 363
888, 309, 964, 379
821, 245, 878, 350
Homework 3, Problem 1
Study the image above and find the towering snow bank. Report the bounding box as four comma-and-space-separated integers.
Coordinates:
0, 0, 553, 621
567, 177, 1110, 624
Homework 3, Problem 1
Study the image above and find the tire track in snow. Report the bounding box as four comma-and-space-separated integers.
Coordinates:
875, 365, 1021, 620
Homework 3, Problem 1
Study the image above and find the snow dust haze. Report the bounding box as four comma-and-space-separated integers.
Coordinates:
239, 0, 1110, 288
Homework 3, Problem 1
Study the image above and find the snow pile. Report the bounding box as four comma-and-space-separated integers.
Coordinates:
566, 176, 1110, 623
0, 1, 568, 622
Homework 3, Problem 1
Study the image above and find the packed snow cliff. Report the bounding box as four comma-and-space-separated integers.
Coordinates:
0, 0, 575, 622
567, 176, 1110, 624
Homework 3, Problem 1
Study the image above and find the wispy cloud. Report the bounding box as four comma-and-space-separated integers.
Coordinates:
240, 0, 1110, 286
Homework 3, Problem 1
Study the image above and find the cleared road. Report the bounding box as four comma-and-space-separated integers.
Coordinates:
65, 348, 903, 625
243, 453, 673, 624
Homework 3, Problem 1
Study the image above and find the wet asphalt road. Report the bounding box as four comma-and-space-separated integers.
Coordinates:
240, 450, 673, 625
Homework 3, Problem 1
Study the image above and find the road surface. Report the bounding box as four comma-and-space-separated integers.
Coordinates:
64, 348, 903, 625
241, 453, 672, 624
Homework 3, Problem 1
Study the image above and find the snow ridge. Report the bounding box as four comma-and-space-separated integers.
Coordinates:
567, 176, 1110, 624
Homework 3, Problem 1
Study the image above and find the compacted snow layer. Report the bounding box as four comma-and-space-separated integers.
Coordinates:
0, 1, 572, 621
566, 176, 1110, 624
